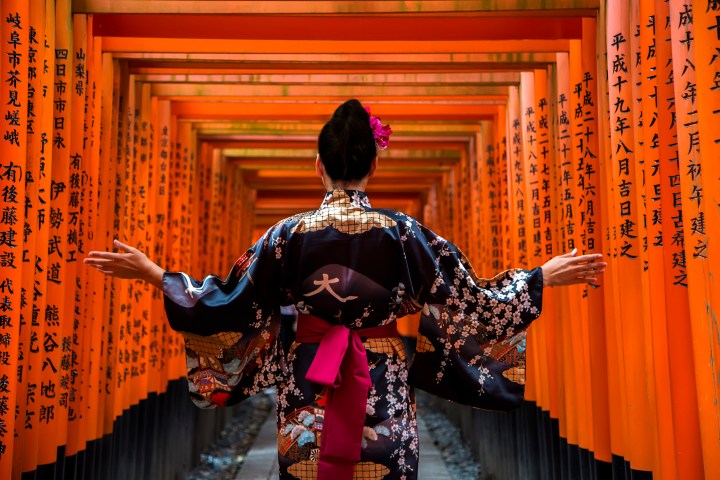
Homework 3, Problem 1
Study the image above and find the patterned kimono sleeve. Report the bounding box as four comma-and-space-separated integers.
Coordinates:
402, 221, 544, 411
162, 225, 288, 409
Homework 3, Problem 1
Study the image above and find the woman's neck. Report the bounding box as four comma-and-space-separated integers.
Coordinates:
324, 177, 368, 192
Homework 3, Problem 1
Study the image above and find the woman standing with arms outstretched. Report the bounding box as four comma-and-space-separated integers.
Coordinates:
85, 99, 605, 480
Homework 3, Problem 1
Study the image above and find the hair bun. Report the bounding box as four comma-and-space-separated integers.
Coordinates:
318, 99, 377, 182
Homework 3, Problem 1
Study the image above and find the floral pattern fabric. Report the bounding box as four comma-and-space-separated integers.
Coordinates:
162, 190, 543, 479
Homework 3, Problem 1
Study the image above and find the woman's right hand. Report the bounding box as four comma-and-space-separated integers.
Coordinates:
84, 239, 165, 289
540, 248, 606, 288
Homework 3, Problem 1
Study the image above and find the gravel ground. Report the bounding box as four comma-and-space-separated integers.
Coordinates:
416, 393, 482, 480
186, 391, 274, 480
187, 389, 481, 480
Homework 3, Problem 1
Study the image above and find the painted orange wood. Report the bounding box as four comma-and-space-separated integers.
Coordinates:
568, 38, 594, 455
651, 2, 704, 478
524, 68, 550, 413
606, 0, 655, 471
61, 11, 87, 458
693, 1, 720, 474
90, 14, 583, 41
0, 0, 29, 476
668, 2, 719, 478
577, 15, 612, 465
553, 51, 575, 447
14, 1, 47, 476
82, 20, 104, 446
636, 2, 676, 478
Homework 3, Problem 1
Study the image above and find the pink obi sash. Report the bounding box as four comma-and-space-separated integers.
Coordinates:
295, 312, 399, 480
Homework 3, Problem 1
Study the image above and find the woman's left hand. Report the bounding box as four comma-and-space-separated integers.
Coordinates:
540, 248, 606, 288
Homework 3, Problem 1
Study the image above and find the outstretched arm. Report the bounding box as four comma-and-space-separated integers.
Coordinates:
540, 248, 606, 288
84, 239, 165, 289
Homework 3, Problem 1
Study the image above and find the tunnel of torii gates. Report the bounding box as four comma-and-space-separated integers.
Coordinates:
0, 0, 719, 479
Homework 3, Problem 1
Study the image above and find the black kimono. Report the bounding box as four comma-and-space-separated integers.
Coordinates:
163, 189, 543, 480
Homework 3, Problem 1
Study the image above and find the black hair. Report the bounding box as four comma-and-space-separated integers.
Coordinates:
318, 99, 377, 182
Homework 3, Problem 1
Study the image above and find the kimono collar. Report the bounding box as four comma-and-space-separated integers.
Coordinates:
320, 189, 372, 210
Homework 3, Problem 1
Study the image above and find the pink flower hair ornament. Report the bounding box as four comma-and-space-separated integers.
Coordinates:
365, 107, 392, 150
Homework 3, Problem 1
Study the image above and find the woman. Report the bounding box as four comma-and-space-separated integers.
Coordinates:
85, 99, 605, 480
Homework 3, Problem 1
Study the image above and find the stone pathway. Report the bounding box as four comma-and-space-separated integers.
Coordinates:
234, 413, 451, 479
233, 412, 279, 479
